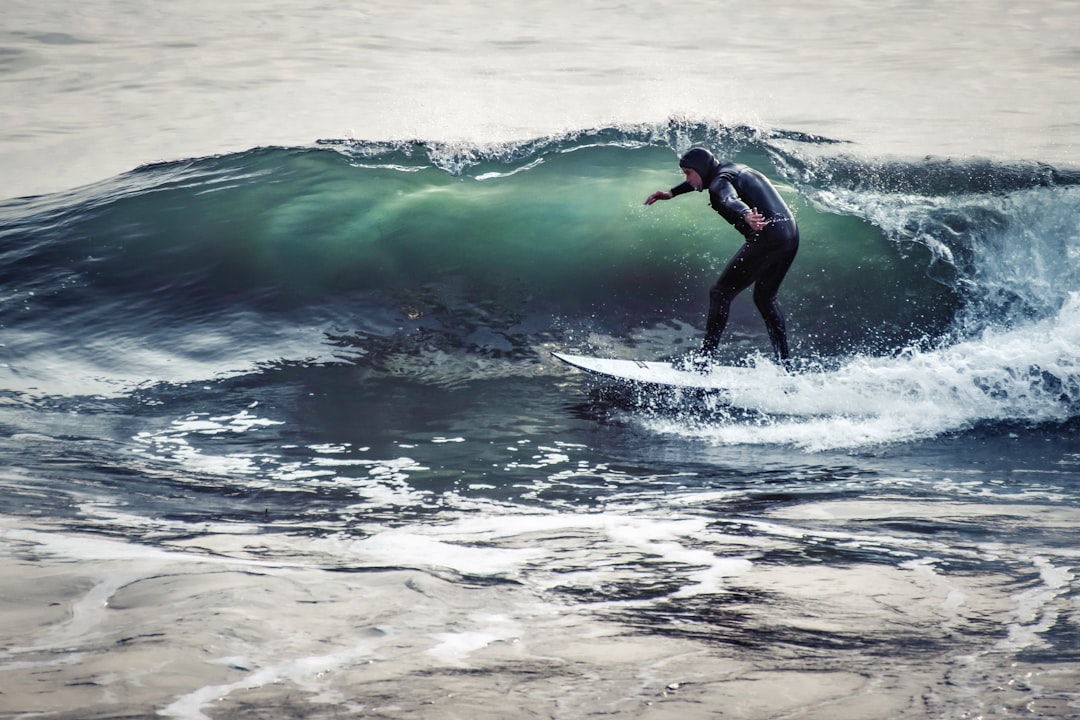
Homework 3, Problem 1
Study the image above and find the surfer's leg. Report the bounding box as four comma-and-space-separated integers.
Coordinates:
702, 292, 732, 355
751, 228, 799, 361
703, 244, 757, 354
754, 292, 789, 361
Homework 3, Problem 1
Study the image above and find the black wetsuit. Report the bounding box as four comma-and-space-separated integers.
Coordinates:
672, 153, 799, 361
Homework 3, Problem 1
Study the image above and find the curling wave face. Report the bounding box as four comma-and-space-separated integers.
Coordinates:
1, 122, 1078, 445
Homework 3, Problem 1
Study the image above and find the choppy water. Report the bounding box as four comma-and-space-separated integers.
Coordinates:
3, 3, 1080, 719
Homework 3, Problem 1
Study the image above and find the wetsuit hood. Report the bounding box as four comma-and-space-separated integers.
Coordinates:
679, 147, 720, 187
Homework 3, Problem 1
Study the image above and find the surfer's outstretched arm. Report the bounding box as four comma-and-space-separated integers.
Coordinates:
644, 190, 673, 205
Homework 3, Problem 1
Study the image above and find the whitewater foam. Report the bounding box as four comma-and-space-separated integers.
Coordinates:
639, 293, 1080, 450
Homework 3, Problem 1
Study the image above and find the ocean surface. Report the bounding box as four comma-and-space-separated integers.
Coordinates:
3, 2, 1080, 719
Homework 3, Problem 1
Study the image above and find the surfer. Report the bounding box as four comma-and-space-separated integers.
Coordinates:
645, 148, 799, 366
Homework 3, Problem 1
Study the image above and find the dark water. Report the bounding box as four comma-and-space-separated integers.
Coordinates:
3, 124, 1080, 719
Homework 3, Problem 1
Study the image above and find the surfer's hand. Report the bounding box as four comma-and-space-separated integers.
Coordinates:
744, 208, 770, 231
644, 190, 672, 205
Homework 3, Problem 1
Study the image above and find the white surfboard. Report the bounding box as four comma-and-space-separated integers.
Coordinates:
551, 351, 760, 390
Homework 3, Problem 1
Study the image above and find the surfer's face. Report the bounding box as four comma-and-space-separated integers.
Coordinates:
682, 167, 703, 191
